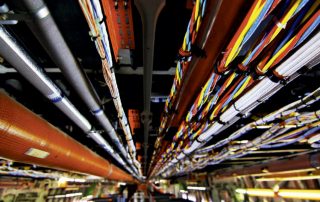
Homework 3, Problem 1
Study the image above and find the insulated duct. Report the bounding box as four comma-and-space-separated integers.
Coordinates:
12, 0, 133, 172
0, 92, 135, 182
0, 25, 135, 177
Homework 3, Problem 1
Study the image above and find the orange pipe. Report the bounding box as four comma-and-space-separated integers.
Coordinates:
0, 92, 135, 182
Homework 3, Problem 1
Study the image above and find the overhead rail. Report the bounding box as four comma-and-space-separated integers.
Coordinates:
78, 0, 141, 176
151, 0, 320, 177
0, 25, 138, 178
0, 92, 135, 182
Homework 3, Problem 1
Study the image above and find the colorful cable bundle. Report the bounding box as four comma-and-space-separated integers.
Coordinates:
152, 0, 320, 177
78, 0, 141, 175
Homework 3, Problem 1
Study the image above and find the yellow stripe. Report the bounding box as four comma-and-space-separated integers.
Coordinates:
195, 0, 200, 21
225, 0, 265, 67
270, 0, 301, 41
302, 1, 320, 23
234, 76, 252, 99
226, 72, 237, 88
210, 103, 221, 120
262, 36, 296, 72
182, 32, 188, 51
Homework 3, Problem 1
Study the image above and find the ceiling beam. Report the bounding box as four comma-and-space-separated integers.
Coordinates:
134, 0, 165, 176
0, 65, 175, 75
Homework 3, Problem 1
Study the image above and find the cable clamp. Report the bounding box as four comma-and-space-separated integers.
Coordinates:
266, 70, 287, 85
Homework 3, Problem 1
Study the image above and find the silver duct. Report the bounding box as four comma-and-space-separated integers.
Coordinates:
13, 0, 137, 174
0, 25, 137, 177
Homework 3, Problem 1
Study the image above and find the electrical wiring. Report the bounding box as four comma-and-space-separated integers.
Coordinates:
151, 24, 320, 178
167, 118, 320, 176
149, 0, 208, 172
78, 0, 141, 176
196, 87, 320, 154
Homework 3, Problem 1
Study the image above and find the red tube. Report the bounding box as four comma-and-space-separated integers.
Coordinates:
0, 92, 135, 182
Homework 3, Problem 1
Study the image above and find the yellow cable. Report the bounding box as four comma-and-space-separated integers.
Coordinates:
270, 0, 301, 41
225, 0, 265, 67
302, 1, 320, 23
234, 76, 253, 99
262, 37, 295, 72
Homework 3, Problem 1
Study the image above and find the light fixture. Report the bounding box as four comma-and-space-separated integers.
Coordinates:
236, 188, 320, 200
257, 175, 320, 182
187, 186, 207, 191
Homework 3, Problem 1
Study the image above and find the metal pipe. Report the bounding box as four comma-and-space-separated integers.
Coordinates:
0, 92, 135, 182
15, 0, 132, 170
134, 0, 165, 175
0, 25, 135, 177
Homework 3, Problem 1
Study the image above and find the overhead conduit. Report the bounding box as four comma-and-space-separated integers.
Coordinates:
151, 0, 320, 177
0, 25, 136, 177
77, 0, 141, 175
154, 26, 320, 178
11, 0, 139, 176
0, 92, 135, 182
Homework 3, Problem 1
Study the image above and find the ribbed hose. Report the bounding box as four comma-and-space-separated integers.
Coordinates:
0, 92, 135, 182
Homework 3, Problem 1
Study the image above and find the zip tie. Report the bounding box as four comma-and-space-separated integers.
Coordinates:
300, 97, 309, 107
99, 16, 106, 24
90, 35, 100, 41
315, 111, 320, 120
276, 21, 287, 29
233, 102, 241, 112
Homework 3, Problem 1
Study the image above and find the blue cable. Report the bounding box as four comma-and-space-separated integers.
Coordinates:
272, 0, 312, 55
261, 126, 320, 148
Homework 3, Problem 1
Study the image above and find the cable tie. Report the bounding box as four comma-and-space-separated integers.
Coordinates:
315, 111, 320, 120
233, 103, 241, 112
195, 137, 203, 144
295, 115, 302, 123
215, 116, 228, 125
91, 35, 99, 41
300, 97, 309, 107
99, 15, 106, 24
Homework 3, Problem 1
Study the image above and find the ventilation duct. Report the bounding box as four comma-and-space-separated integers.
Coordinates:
0, 92, 135, 182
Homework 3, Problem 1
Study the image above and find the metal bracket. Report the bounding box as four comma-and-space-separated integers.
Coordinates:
0, 12, 30, 24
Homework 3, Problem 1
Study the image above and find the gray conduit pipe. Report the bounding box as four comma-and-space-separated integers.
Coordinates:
14, 0, 135, 172
0, 25, 137, 177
